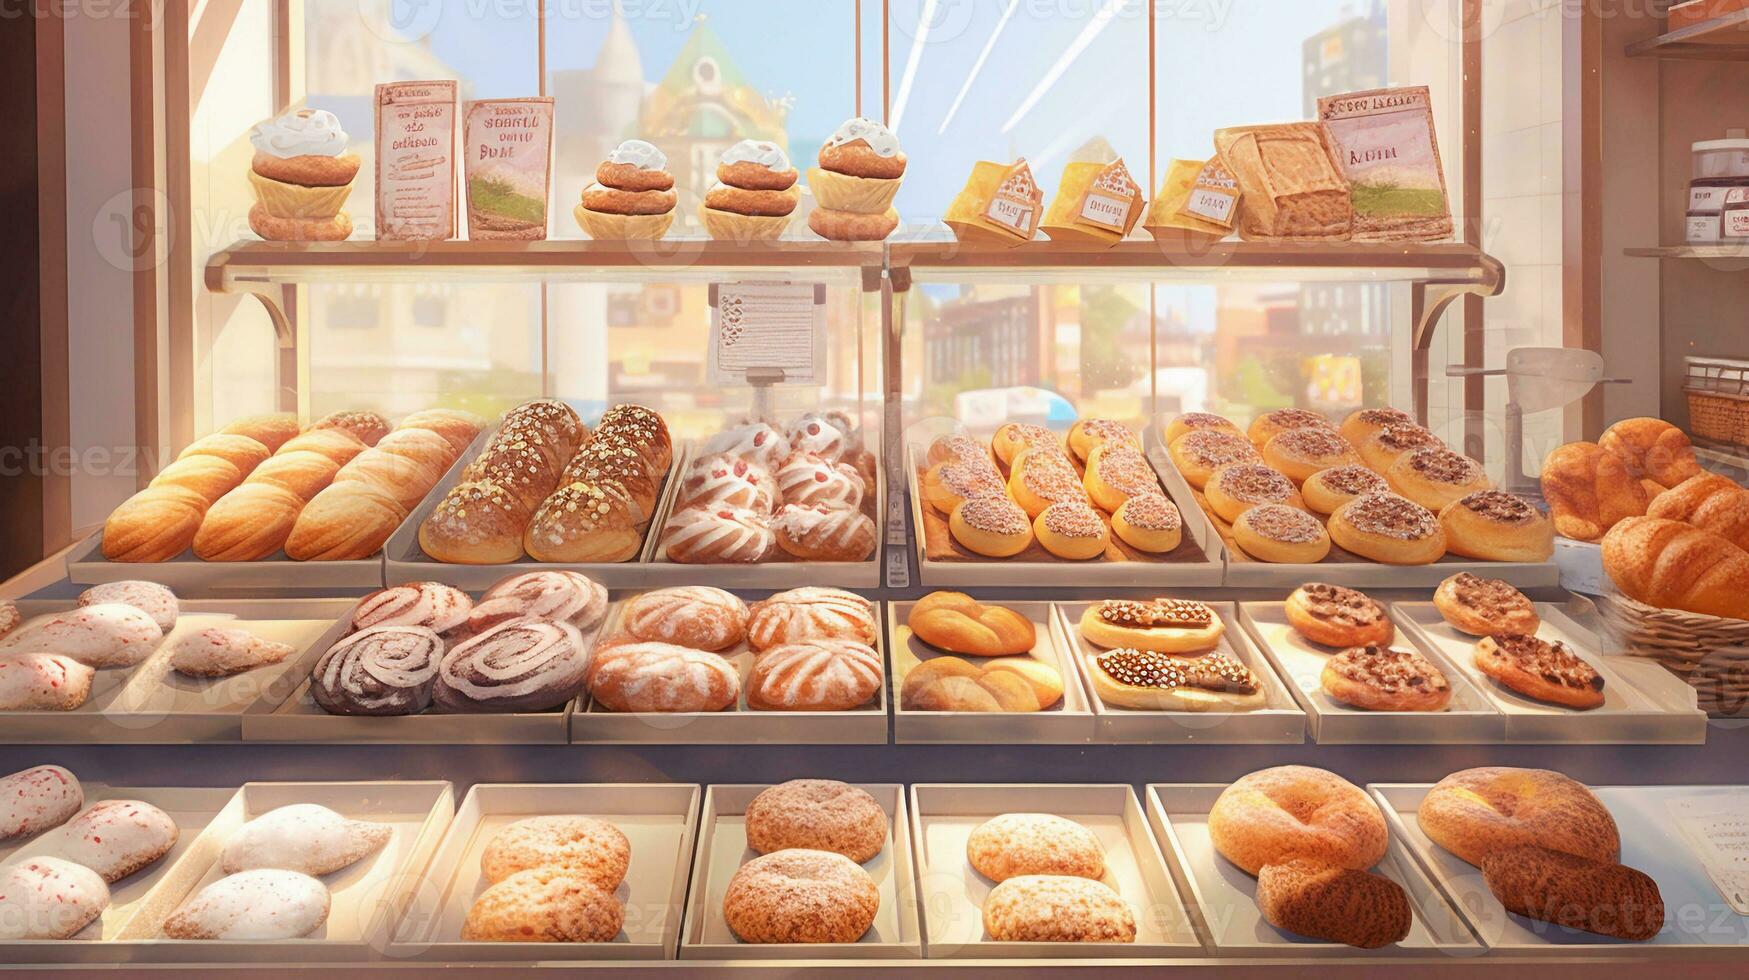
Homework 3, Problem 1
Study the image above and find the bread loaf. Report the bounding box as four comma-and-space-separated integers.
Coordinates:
192, 482, 305, 561
333, 447, 442, 510
284, 481, 407, 561
398, 407, 486, 455
420, 480, 531, 564
243, 450, 340, 501
1540, 442, 1648, 541
1599, 417, 1702, 489
101, 485, 208, 562
1481, 845, 1663, 941
1255, 860, 1413, 948
220, 413, 301, 452
176, 433, 271, 476
148, 454, 244, 503
1602, 516, 1749, 620
1646, 473, 1749, 550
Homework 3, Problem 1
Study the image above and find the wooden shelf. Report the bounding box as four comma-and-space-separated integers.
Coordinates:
1624, 244, 1749, 261
1626, 10, 1749, 59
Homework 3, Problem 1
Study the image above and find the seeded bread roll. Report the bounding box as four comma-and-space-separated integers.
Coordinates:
1034, 502, 1110, 560
1256, 860, 1413, 948
949, 495, 1034, 558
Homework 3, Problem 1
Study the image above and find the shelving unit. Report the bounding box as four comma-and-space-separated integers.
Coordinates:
1625, 9, 1749, 60
1624, 244, 1749, 261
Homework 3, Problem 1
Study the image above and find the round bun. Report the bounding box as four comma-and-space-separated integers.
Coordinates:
620, 586, 748, 651
1067, 418, 1140, 463
745, 780, 887, 863
982, 875, 1136, 943
1168, 430, 1261, 490
746, 639, 883, 711
1284, 583, 1394, 648
747, 588, 877, 650
480, 815, 631, 890
1034, 503, 1110, 560
1078, 599, 1223, 654
1262, 428, 1361, 484
1208, 765, 1388, 876
1340, 407, 1415, 447
1438, 490, 1554, 562
1386, 447, 1493, 512
1416, 767, 1619, 868
1302, 465, 1390, 515
1164, 411, 1242, 446
923, 460, 1005, 516
949, 496, 1034, 558
1358, 424, 1443, 473
1112, 494, 1182, 554
586, 641, 740, 713
905, 592, 1035, 656
1205, 464, 1303, 524
1248, 408, 1334, 450
991, 422, 1061, 467
1082, 446, 1159, 512
1433, 572, 1539, 636
966, 813, 1104, 882
899, 656, 1063, 712
1320, 645, 1453, 712
1233, 504, 1331, 564
1327, 493, 1446, 565
722, 849, 879, 944
462, 868, 623, 943
1256, 860, 1413, 948
1007, 454, 1090, 517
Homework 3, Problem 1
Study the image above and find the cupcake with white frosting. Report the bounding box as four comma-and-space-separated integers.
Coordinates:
575, 139, 677, 240
699, 140, 800, 241
807, 117, 904, 241
246, 108, 358, 241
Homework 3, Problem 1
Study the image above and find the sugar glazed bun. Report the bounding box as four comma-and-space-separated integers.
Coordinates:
1416, 767, 1620, 868
1327, 493, 1446, 565
722, 849, 879, 944
479, 815, 630, 890
745, 779, 887, 863
462, 868, 624, 943
1208, 766, 1389, 876
982, 875, 1136, 943
966, 813, 1104, 882
949, 495, 1034, 558
1284, 583, 1394, 648
1439, 489, 1555, 562
1112, 493, 1183, 553
1233, 503, 1331, 563
906, 591, 1035, 656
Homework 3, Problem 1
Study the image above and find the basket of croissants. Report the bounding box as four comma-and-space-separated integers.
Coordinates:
1543, 416, 1749, 715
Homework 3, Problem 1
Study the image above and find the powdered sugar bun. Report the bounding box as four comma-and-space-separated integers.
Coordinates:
588, 641, 741, 713
620, 587, 749, 651
0, 653, 94, 710
161, 869, 328, 940
0, 604, 162, 669
220, 803, 392, 876
722, 848, 879, 944
56, 799, 178, 883
949, 494, 1035, 557
747, 639, 883, 711
351, 582, 472, 634
77, 581, 178, 634
745, 779, 887, 862
0, 857, 109, 939
167, 627, 295, 678
747, 587, 877, 651
434, 619, 590, 713
0, 765, 82, 840
480, 815, 630, 889
662, 506, 776, 564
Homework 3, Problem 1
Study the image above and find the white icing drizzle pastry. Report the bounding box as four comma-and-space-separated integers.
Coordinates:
776, 453, 864, 510
700, 422, 787, 472
747, 587, 877, 650
747, 638, 883, 710
467, 571, 608, 634
608, 138, 667, 170
721, 139, 792, 171
824, 117, 901, 157
435, 619, 589, 713
620, 586, 748, 650
352, 582, 472, 634
249, 108, 349, 159
787, 417, 847, 462
663, 506, 775, 564
313, 625, 444, 716
773, 504, 874, 558
680, 453, 776, 514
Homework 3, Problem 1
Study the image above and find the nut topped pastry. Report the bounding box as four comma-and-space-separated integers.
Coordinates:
1285, 583, 1395, 648
1033, 502, 1110, 561
1165, 411, 1243, 445
1340, 407, 1416, 445
1321, 646, 1452, 712
949, 495, 1034, 558
1328, 492, 1446, 565
1439, 489, 1555, 563
1205, 463, 1305, 524
1233, 503, 1332, 564
1303, 464, 1391, 515
1386, 446, 1493, 513
1434, 572, 1540, 637
1263, 427, 1362, 484
1089, 648, 1265, 711
1078, 598, 1224, 654
1009, 459, 1092, 518
1248, 408, 1335, 449
1358, 423, 1443, 472
1083, 446, 1161, 512
1112, 493, 1183, 554
1169, 429, 1262, 489
1474, 633, 1605, 710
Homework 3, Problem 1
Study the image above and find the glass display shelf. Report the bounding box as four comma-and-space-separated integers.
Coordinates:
1625, 11, 1749, 60
1624, 244, 1749, 262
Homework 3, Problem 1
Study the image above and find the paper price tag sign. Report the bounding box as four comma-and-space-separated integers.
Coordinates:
709, 282, 827, 385
1669, 793, 1749, 914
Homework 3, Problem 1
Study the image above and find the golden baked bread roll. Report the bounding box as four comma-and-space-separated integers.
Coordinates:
466, 439, 562, 513
419, 481, 531, 564
1540, 442, 1648, 542
101, 486, 208, 562
243, 450, 340, 502
1168, 430, 1260, 489
375, 426, 460, 472
333, 448, 442, 511
1066, 418, 1140, 464
1208, 766, 1389, 875
524, 480, 642, 563
397, 407, 487, 455
1008, 452, 1090, 517
1082, 446, 1161, 512
308, 410, 391, 447
1384, 446, 1492, 513
1112, 494, 1182, 553
192, 483, 304, 561
1034, 502, 1111, 560
1416, 767, 1619, 868
1599, 417, 1702, 489
220, 413, 300, 453
1301, 465, 1390, 515
900, 656, 1063, 711
176, 433, 271, 477
1261, 428, 1360, 484
284, 481, 407, 561
1247, 408, 1334, 450
1601, 516, 1749, 620
1356, 423, 1443, 473
1256, 860, 1413, 949
991, 422, 1062, 467
1438, 489, 1554, 563
906, 592, 1036, 656
949, 496, 1034, 557
565, 434, 661, 521
1205, 463, 1304, 524
921, 460, 1004, 516
279, 428, 368, 466
1327, 493, 1446, 565
1232, 504, 1331, 564
1163, 411, 1241, 446
1646, 473, 1749, 550
148, 454, 243, 504
1338, 407, 1414, 447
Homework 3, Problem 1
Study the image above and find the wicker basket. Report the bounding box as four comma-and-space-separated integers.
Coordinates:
1595, 591, 1749, 718
1684, 356, 1749, 447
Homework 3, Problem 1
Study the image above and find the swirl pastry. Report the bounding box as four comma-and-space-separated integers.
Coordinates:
351, 582, 472, 634
467, 570, 608, 635
620, 586, 749, 651
661, 506, 775, 564
435, 619, 590, 713
700, 422, 787, 472
312, 625, 444, 716
747, 639, 883, 711
787, 416, 847, 463
588, 641, 741, 713
524, 479, 643, 564
747, 587, 877, 651
679, 453, 776, 515
772, 504, 876, 562
776, 452, 865, 510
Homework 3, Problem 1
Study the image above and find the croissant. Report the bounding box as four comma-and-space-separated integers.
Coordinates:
1599, 417, 1703, 489
1602, 516, 1749, 620
1539, 442, 1647, 542
1646, 474, 1749, 550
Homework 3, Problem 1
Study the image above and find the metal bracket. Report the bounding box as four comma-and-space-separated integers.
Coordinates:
1409, 251, 1507, 426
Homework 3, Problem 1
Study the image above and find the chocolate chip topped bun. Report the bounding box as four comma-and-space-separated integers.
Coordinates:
1285, 583, 1395, 648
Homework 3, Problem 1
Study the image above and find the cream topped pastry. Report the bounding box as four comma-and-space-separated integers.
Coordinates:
251, 109, 350, 163
702, 139, 799, 239
246, 107, 359, 240
608, 138, 666, 170
810, 116, 906, 241
579, 138, 677, 238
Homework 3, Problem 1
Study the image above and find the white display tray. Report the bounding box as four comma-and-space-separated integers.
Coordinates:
643, 443, 884, 588
907, 783, 1201, 958
569, 596, 889, 745
1237, 601, 1505, 744
242, 596, 593, 744
680, 783, 921, 960
0, 784, 236, 963
1373, 783, 1749, 952
1051, 602, 1306, 744
383, 425, 676, 590
0, 599, 353, 744
908, 439, 1224, 589
1392, 602, 1707, 744
890, 600, 1095, 744
1145, 784, 1482, 955
389, 783, 700, 961
41, 780, 453, 963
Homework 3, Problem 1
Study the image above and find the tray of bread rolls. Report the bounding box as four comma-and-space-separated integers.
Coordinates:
679, 782, 922, 960
906, 419, 1223, 588
1391, 599, 1707, 744
1154, 409, 1561, 589
570, 587, 888, 745
243, 574, 611, 744
0, 593, 354, 743
1373, 777, 1749, 952
385, 401, 679, 590
69, 409, 489, 592
386, 783, 700, 961
1145, 779, 1482, 955
889, 595, 1096, 744
908, 784, 1202, 958
1050, 600, 1306, 744
643, 412, 884, 588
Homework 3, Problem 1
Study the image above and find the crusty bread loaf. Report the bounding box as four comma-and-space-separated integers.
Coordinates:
1481, 845, 1663, 941
1540, 442, 1648, 541
220, 413, 301, 453
284, 481, 407, 561
101, 485, 209, 562
1646, 473, 1749, 550
1255, 860, 1413, 948
1417, 767, 1620, 868
192, 482, 304, 561
148, 454, 244, 504
243, 450, 340, 502
176, 433, 271, 477
1599, 417, 1702, 489
1602, 516, 1749, 621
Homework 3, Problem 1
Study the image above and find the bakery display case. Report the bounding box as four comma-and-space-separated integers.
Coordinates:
8, 0, 1749, 973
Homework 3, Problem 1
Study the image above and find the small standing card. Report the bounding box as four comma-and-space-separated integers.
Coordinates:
709, 282, 827, 386
463, 97, 555, 241
1075, 159, 1143, 235
1318, 85, 1453, 242
984, 159, 1042, 241
1179, 159, 1240, 231
1669, 793, 1749, 914
375, 80, 458, 241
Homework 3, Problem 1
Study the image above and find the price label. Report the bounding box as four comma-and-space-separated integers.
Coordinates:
709, 282, 826, 385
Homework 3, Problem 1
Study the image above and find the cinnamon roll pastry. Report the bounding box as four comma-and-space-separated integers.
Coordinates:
678, 453, 776, 515
419, 480, 532, 565
747, 639, 883, 711
787, 416, 846, 463
312, 625, 444, 716
464, 438, 561, 512
596, 404, 671, 477
662, 506, 775, 564
777, 452, 865, 511
525, 480, 644, 564
700, 422, 787, 473
503, 399, 588, 461
772, 503, 876, 562
434, 619, 590, 713
619, 586, 749, 651
588, 642, 740, 713
747, 587, 877, 651
564, 432, 661, 520
467, 570, 608, 635
351, 582, 472, 635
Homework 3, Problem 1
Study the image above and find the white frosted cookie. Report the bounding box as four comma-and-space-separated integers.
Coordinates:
78, 581, 179, 634
0, 603, 163, 668
0, 857, 110, 939
161, 869, 330, 940
220, 803, 393, 876
0, 764, 83, 840
168, 628, 295, 678
56, 799, 179, 883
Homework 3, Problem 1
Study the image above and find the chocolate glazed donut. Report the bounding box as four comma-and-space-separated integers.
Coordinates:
434, 619, 589, 713
312, 625, 444, 716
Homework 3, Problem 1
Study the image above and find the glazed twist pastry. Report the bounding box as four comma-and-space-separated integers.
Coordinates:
747, 587, 878, 650
434, 619, 590, 713
662, 506, 775, 564
312, 625, 444, 716
619, 586, 749, 651
747, 638, 883, 711
587, 641, 741, 713
467, 570, 608, 635
787, 416, 846, 463
700, 422, 787, 473
776, 452, 865, 510
771, 503, 876, 562
678, 453, 776, 514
